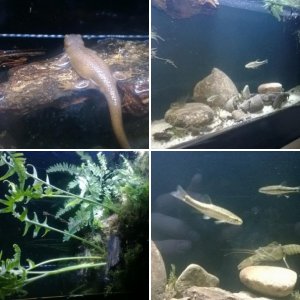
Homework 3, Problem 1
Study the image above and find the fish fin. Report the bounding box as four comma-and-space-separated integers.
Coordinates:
171, 185, 188, 201
280, 181, 287, 186
203, 215, 210, 220
265, 59, 268, 63
202, 194, 213, 204
284, 195, 290, 199
215, 220, 226, 224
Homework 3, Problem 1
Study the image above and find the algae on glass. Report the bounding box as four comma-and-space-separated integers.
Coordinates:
0, 151, 149, 299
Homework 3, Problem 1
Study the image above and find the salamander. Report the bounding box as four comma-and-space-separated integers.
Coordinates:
64, 34, 130, 148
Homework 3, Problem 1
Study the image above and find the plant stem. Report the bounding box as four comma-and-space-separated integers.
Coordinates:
25, 262, 106, 285
27, 256, 104, 271
21, 215, 103, 252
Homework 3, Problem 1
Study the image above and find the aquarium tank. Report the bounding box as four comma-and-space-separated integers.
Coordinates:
151, 151, 300, 299
0, 151, 149, 299
0, 0, 149, 149
151, 0, 300, 149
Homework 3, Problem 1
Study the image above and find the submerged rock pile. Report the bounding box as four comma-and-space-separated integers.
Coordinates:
153, 67, 299, 145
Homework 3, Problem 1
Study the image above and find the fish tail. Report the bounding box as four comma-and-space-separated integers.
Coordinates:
264, 59, 268, 64
171, 185, 188, 201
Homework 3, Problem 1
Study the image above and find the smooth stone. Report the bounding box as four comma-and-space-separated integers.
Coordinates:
239, 266, 297, 297
165, 103, 214, 128
258, 83, 283, 94
183, 287, 273, 300
232, 109, 248, 121
175, 264, 219, 295
239, 94, 264, 113
193, 68, 239, 107
224, 95, 239, 112
151, 241, 167, 300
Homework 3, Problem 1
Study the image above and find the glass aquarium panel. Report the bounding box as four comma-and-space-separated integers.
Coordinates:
0, 151, 149, 299
151, 0, 300, 149
151, 151, 300, 299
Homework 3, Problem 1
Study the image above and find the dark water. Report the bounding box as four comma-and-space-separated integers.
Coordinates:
152, 151, 300, 291
152, 5, 300, 119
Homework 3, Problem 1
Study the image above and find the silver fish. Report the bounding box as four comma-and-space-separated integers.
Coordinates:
171, 185, 243, 225
245, 59, 268, 69
259, 184, 300, 197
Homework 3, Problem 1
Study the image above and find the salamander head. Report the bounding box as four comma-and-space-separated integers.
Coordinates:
64, 34, 84, 50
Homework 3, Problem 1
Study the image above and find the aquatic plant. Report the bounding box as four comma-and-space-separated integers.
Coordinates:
263, 0, 300, 21
0, 151, 149, 297
103, 152, 149, 294
151, 29, 177, 68
0, 152, 103, 252
0, 244, 104, 299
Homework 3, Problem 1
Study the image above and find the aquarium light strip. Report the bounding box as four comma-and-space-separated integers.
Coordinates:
0, 33, 148, 40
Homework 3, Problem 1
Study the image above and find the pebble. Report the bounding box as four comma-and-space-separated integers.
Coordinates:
239, 266, 297, 297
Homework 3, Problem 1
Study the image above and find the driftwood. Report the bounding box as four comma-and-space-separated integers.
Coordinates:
0, 39, 149, 117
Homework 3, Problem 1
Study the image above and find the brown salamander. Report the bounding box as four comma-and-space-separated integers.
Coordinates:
64, 34, 130, 148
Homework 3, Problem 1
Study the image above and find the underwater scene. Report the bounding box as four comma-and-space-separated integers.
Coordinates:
151, 0, 300, 149
0, 0, 149, 149
0, 151, 149, 299
152, 151, 300, 299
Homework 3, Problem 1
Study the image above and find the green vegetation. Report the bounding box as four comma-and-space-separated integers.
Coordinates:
263, 0, 300, 21
0, 151, 149, 298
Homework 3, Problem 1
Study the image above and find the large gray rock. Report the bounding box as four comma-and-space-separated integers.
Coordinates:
175, 264, 219, 295
151, 241, 167, 300
183, 287, 273, 300
239, 266, 297, 297
193, 68, 239, 107
165, 103, 214, 128
239, 94, 264, 113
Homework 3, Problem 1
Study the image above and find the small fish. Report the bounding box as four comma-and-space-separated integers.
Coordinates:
258, 184, 300, 197
171, 185, 243, 225
245, 59, 268, 69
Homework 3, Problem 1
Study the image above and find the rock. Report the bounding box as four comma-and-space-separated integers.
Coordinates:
224, 95, 239, 112
193, 68, 239, 107
242, 85, 251, 99
239, 266, 297, 297
153, 131, 172, 142
258, 83, 283, 94
287, 85, 300, 102
183, 287, 273, 300
151, 241, 167, 300
175, 264, 219, 295
232, 109, 249, 121
165, 103, 214, 128
272, 92, 289, 109
239, 95, 264, 113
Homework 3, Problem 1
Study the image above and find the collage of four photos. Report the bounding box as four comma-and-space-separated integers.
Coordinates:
0, 0, 300, 299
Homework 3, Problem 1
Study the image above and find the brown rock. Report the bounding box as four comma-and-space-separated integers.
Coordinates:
165, 103, 214, 128
151, 241, 167, 300
175, 264, 219, 295
193, 68, 239, 107
239, 266, 297, 297
257, 83, 283, 94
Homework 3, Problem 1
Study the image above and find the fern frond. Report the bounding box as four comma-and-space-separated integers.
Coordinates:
47, 163, 78, 175
76, 151, 92, 162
